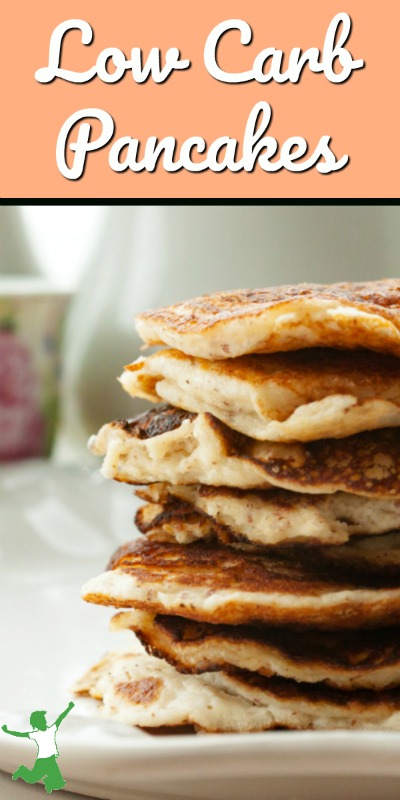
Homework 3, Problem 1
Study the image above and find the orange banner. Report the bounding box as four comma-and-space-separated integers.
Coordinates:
1, 0, 397, 198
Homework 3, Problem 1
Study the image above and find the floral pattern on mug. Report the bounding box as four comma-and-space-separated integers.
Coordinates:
0, 317, 46, 460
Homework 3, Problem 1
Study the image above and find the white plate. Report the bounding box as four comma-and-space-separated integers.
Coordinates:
1, 460, 400, 800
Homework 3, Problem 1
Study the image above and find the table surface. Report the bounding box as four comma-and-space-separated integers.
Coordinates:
0, 771, 93, 799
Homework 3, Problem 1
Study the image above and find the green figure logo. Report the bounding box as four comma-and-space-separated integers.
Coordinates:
2, 701, 74, 793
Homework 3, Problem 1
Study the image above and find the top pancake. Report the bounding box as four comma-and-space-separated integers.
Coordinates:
135, 279, 400, 359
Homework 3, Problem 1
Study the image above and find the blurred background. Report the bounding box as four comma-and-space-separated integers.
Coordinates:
2, 203, 399, 460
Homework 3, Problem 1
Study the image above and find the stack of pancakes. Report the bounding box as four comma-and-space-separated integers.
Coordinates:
76, 279, 400, 732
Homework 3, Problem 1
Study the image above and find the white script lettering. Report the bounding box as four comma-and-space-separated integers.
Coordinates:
56, 101, 348, 179
35, 19, 191, 84
204, 13, 364, 84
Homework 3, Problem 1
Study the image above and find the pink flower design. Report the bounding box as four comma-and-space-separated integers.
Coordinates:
0, 328, 45, 460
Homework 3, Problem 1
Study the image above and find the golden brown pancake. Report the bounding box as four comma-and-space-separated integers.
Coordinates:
135, 497, 215, 544
74, 649, 400, 731
135, 483, 400, 547
208, 668, 400, 730
112, 609, 400, 691
82, 535, 400, 630
89, 405, 400, 497
135, 279, 400, 359
120, 348, 400, 441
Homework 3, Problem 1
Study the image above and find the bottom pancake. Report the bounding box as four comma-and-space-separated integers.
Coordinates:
74, 649, 400, 732
73, 649, 275, 732
111, 609, 400, 691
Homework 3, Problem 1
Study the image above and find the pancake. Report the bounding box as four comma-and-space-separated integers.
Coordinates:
135, 483, 400, 547
135, 279, 400, 360
74, 649, 400, 731
120, 348, 400, 442
135, 497, 215, 544
73, 649, 274, 732
111, 610, 400, 691
89, 405, 400, 497
82, 535, 400, 630
208, 669, 400, 730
